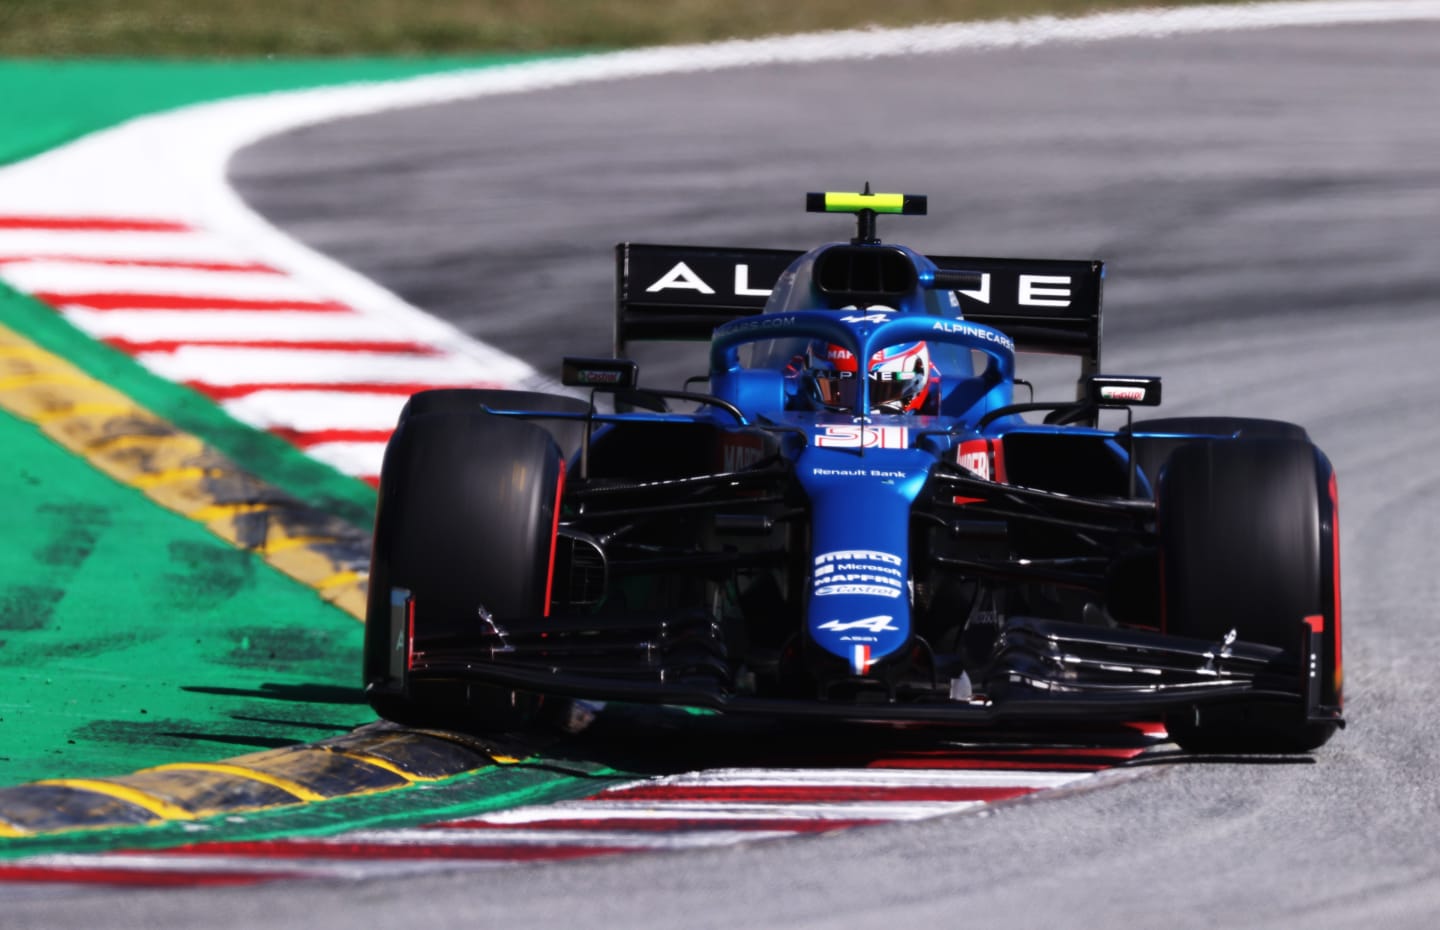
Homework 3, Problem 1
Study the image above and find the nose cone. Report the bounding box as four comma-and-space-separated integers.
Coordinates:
797, 443, 931, 680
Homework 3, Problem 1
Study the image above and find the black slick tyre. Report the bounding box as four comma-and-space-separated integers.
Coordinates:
1157, 437, 1339, 753
363, 409, 564, 729
398, 388, 591, 459
1128, 416, 1307, 500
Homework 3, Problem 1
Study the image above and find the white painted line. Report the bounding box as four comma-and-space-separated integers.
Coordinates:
302, 441, 388, 480
480, 799, 986, 821
0, 229, 250, 263
0, 262, 315, 301
11, 853, 551, 880
60, 307, 418, 344
342, 827, 797, 849
628, 767, 1093, 788
135, 346, 509, 386
223, 391, 409, 432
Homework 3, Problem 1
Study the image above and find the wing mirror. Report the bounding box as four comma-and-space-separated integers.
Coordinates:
1085, 375, 1162, 407
562, 356, 639, 391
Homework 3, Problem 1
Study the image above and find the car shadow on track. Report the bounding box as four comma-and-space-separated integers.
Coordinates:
462, 702, 1180, 777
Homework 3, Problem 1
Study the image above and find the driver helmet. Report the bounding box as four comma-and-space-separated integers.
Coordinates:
805, 340, 932, 414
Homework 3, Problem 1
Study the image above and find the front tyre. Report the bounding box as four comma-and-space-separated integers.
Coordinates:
363, 410, 565, 729
1127, 416, 1308, 499
1158, 437, 1340, 753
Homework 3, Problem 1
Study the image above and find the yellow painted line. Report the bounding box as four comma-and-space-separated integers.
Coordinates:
408, 728, 529, 766
316, 570, 365, 591
326, 585, 368, 618
130, 466, 220, 489
328, 749, 436, 784
256, 534, 339, 555
32, 402, 136, 423
36, 779, 196, 822
0, 343, 52, 358
142, 763, 327, 803
0, 320, 369, 620
0, 371, 97, 390
88, 430, 205, 451
188, 502, 273, 521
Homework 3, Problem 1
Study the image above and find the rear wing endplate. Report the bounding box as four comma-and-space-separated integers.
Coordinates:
615, 243, 1105, 375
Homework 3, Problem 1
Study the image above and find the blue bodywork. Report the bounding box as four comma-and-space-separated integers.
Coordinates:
706, 276, 1023, 675
574, 239, 1108, 682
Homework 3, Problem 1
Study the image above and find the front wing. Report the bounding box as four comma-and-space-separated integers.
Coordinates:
378, 603, 1343, 729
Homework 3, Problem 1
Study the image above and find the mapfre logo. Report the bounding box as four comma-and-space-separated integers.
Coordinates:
955, 439, 992, 481
719, 434, 766, 472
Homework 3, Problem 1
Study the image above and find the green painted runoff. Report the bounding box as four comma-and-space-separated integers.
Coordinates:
0, 56, 555, 168
0, 404, 373, 786
0, 59, 545, 788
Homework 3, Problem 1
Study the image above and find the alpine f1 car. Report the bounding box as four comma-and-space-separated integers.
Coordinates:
363, 190, 1344, 753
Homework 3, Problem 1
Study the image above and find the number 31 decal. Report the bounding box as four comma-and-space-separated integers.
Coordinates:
814, 425, 909, 449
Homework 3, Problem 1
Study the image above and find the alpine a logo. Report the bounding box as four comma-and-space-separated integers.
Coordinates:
817, 615, 898, 633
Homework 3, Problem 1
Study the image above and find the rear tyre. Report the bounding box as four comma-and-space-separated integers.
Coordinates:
1157, 437, 1339, 753
364, 409, 565, 729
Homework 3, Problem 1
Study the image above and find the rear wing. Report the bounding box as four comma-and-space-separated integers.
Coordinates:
615, 243, 1105, 376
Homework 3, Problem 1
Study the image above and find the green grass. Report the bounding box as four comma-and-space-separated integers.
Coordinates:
3, 0, 1266, 57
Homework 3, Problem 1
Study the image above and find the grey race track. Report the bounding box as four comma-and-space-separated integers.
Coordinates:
16, 18, 1440, 929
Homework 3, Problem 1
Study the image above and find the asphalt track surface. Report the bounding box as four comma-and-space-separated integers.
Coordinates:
16, 18, 1440, 930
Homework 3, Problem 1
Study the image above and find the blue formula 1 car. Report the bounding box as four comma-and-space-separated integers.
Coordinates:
363, 191, 1344, 753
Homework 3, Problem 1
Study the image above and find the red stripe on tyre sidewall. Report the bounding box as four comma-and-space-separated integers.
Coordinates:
544, 458, 566, 617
